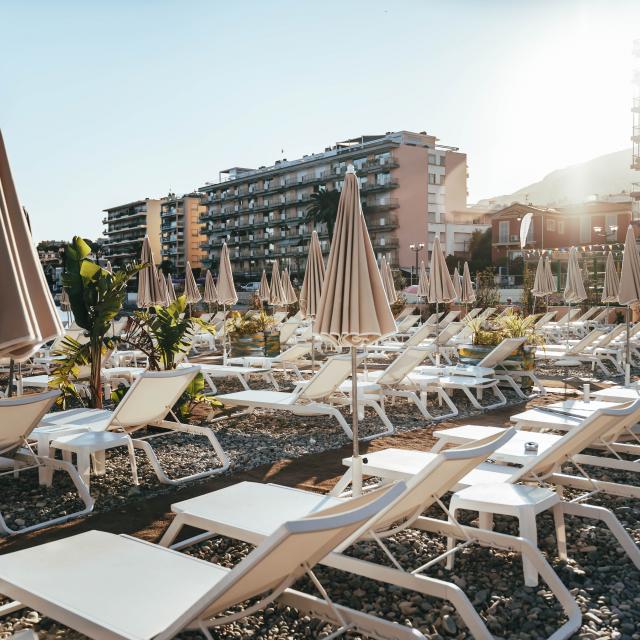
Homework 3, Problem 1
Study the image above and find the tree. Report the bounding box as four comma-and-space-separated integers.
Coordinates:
159, 260, 175, 276
445, 254, 459, 271
305, 187, 341, 239
468, 229, 493, 273
62, 237, 141, 408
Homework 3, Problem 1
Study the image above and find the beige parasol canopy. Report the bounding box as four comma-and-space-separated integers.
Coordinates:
544, 258, 556, 294
281, 268, 297, 305
268, 259, 286, 306
184, 261, 202, 305
166, 274, 177, 303
601, 251, 620, 304
618, 226, 640, 306
203, 270, 218, 305
0, 131, 63, 359
216, 242, 238, 306
532, 256, 548, 297
461, 261, 476, 304
427, 236, 456, 304
299, 230, 325, 319
452, 267, 462, 301
380, 256, 397, 304
564, 247, 587, 304
417, 260, 429, 298
157, 270, 172, 306
258, 269, 270, 303
137, 236, 164, 307
314, 167, 395, 346
618, 226, 640, 383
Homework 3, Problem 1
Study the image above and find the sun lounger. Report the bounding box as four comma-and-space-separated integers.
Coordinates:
0, 390, 93, 535
217, 354, 390, 441
159, 429, 580, 640
227, 342, 312, 379
35, 367, 229, 487
337, 401, 640, 585
0, 484, 416, 640
359, 346, 458, 419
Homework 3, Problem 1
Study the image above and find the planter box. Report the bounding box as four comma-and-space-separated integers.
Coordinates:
229, 331, 281, 358
457, 343, 536, 370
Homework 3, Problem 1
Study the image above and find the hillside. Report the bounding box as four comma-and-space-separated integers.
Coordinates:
478, 148, 637, 207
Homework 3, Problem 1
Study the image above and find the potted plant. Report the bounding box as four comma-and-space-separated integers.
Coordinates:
457, 317, 503, 365
226, 311, 279, 357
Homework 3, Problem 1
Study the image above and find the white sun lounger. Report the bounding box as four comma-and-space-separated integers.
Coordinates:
359, 347, 458, 419
35, 367, 229, 487
227, 342, 312, 379
0, 391, 93, 535
217, 354, 391, 441
159, 429, 580, 640
0, 485, 417, 640
359, 401, 640, 585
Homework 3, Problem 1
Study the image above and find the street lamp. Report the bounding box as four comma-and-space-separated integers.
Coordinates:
409, 243, 425, 286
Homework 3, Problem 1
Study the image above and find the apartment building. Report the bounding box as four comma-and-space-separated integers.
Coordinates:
491, 199, 633, 263
160, 193, 207, 271
198, 131, 469, 281
102, 198, 162, 265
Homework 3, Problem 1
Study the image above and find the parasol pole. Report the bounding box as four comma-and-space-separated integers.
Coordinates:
351, 345, 362, 496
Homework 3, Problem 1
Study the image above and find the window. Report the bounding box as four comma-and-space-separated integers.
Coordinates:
579, 216, 591, 243
558, 220, 565, 234
499, 221, 509, 243
547, 219, 556, 232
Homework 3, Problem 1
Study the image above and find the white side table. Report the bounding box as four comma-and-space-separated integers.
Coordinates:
49, 431, 139, 491
446, 483, 566, 587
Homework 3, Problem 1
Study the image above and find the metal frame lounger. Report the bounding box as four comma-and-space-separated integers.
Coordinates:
159, 429, 581, 640
217, 354, 394, 441
0, 390, 93, 536
35, 367, 229, 487
344, 401, 640, 588
0, 485, 418, 640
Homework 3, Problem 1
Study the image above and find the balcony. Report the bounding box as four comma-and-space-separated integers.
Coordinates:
366, 198, 399, 212
366, 213, 399, 230
361, 180, 399, 193
371, 237, 399, 249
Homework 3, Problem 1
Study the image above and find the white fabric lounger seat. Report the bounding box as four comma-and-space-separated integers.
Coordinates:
0, 485, 412, 640
342, 448, 515, 487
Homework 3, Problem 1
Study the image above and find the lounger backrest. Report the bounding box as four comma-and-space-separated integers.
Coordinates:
534, 311, 556, 328
404, 320, 438, 347
477, 337, 526, 368
575, 307, 599, 322
397, 315, 420, 333
278, 321, 301, 345
272, 311, 288, 324
476, 307, 496, 322
298, 354, 353, 400
557, 307, 582, 323
434, 322, 463, 346
394, 306, 417, 322
465, 308, 481, 319
110, 367, 201, 428
440, 310, 460, 325
194, 482, 405, 624
566, 328, 606, 354
322, 429, 516, 543
0, 390, 60, 456
275, 343, 311, 363
513, 399, 640, 482
377, 347, 432, 385
597, 324, 626, 347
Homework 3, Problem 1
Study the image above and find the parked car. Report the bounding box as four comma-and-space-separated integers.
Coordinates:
240, 282, 261, 292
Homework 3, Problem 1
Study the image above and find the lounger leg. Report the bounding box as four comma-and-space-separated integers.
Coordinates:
126, 438, 139, 486
518, 513, 539, 587
553, 503, 568, 561
93, 451, 106, 476
159, 514, 187, 547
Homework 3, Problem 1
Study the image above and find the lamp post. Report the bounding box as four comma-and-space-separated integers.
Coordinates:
409, 242, 425, 286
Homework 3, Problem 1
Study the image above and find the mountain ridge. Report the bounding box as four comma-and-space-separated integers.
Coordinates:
478, 148, 637, 208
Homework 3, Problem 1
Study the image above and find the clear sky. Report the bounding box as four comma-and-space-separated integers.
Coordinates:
1, 0, 639, 241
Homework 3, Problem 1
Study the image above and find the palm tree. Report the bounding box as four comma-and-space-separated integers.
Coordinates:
305, 188, 341, 239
